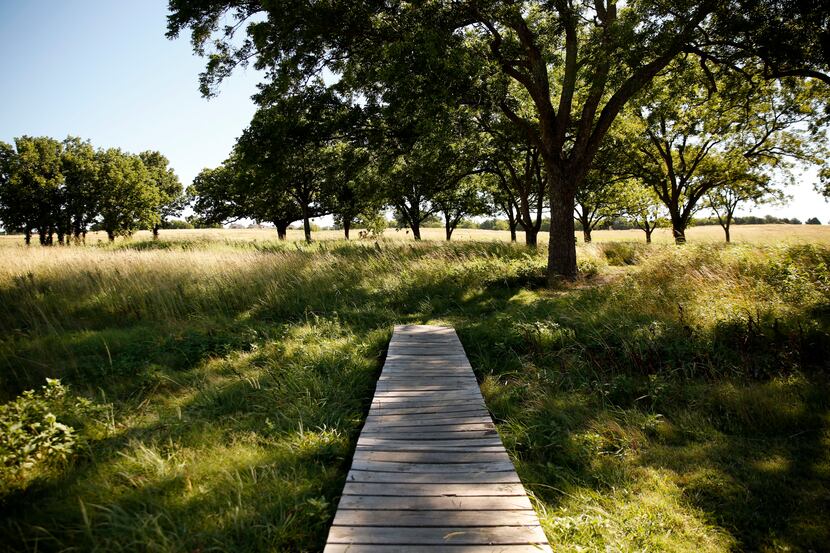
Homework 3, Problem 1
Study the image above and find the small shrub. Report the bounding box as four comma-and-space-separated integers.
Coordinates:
0, 379, 75, 491
0, 379, 110, 495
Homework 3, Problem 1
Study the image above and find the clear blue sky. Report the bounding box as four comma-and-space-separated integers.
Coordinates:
1, 1, 828, 223
0, 0, 260, 192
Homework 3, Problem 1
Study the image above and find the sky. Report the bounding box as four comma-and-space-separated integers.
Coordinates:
1, 1, 829, 224
0, 0, 260, 192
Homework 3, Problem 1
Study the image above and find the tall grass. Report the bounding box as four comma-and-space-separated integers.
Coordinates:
0, 236, 828, 551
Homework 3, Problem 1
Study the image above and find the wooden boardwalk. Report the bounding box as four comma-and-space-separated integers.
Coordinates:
324, 325, 551, 552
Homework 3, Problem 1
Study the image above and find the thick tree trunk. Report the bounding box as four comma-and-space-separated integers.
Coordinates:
82, 230, 87, 244
153, 224, 160, 240
525, 227, 538, 247
57, 232, 65, 245
276, 221, 289, 240
672, 226, 686, 244
411, 221, 422, 240
723, 225, 731, 243
645, 228, 653, 244
509, 224, 517, 242
24, 229, 31, 246
343, 219, 351, 240
547, 178, 578, 282
583, 228, 592, 243
107, 230, 115, 242
38, 230, 46, 245
445, 221, 454, 241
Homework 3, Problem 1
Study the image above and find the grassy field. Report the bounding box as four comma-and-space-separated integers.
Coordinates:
1, 229, 829, 552
2, 222, 829, 247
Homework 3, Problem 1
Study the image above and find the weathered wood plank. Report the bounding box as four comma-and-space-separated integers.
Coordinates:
336, 494, 534, 511
356, 431, 501, 441
364, 410, 490, 423
327, 525, 549, 545
348, 460, 517, 473
345, 470, 521, 484
356, 437, 502, 447
332, 509, 540, 527
342, 482, 527, 497
325, 325, 550, 552
324, 545, 553, 553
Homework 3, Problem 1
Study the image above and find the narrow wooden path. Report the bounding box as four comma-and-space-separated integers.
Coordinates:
324, 325, 552, 552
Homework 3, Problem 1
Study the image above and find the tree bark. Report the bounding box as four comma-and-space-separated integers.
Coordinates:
411, 220, 422, 240
509, 224, 517, 242
672, 226, 686, 244
645, 228, 653, 244
302, 210, 312, 243
153, 224, 160, 240
547, 176, 578, 282
583, 228, 592, 243
276, 221, 289, 240
343, 219, 351, 240
723, 224, 731, 243
107, 230, 115, 242
445, 220, 454, 241
24, 229, 31, 246
525, 227, 538, 247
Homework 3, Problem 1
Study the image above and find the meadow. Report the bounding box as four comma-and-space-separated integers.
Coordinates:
0, 227, 829, 552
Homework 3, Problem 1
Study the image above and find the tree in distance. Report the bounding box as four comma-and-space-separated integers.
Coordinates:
619, 58, 826, 244
139, 151, 184, 239
95, 148, 159, 242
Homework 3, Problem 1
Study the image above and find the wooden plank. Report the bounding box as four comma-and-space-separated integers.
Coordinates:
327, 525, 549, 545
348, 460, 516, 473
325, 325, 550, 552
361, 424, 496, 435
352, 450, 509, 464
325, 545, 553, 553
345, 470, 521, 484
356, 431, 501, 441
366, 405, 490, 416
336, 494, 533, 511
356, 437, 502, 447
363, 417, 492, 429
342, 482, 527, 497
333, 509, 540, 527
370, 399, 487, 410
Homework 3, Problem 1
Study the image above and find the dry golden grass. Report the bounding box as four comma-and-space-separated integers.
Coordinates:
2, 223, 829, 248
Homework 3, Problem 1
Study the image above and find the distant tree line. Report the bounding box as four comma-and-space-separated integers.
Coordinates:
0, 136, 183, 243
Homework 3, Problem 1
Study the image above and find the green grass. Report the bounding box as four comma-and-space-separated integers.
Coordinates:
0, 237, 829, 552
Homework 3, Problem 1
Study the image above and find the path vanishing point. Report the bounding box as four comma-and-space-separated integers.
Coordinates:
324, 324, 552, 552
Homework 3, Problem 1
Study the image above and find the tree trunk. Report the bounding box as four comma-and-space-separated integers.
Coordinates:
57, 231, 65, 245
38, 230, 46, 245
723, 224, 731, 243
547, 178, 578, 282
343, 219, 351, 240
107, 230, 115, 242
445, 220, 454, 241
411, 220, 422, 240
302, 212, 312, 243
509, 224, 517, 242
276, 221, 288, 240
645, 228, 653, 244
24, 229, 31, 246
672, 226, 686, 244
153, 224, 160, 240
525, 227, 538, 247
82, 230, 87, 244
583, 228, 592, 243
